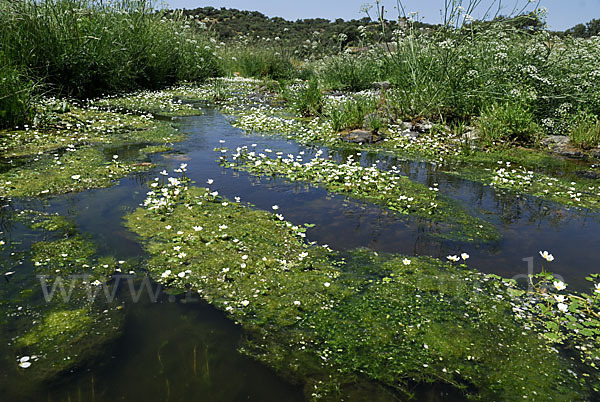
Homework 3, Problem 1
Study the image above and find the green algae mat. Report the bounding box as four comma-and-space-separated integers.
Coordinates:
124, 174, 598, 400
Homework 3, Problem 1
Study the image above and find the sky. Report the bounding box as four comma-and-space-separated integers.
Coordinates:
164, 0, 600, 31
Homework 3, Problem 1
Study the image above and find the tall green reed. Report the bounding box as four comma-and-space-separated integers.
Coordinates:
0, 0, 220, 98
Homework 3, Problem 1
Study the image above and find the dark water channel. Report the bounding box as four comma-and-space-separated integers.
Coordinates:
1, 108, 599, 401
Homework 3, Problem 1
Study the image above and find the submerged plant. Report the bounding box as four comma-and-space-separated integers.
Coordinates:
218, 145, 500, 242
126, 170, 597, 400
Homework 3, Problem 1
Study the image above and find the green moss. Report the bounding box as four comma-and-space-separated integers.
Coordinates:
18, 309, 92, 348
126, 181, 590, 400
305, 252, 584, 400
0, 98, 187, 197
445, 156, 600, 211
31, 236, 96, 273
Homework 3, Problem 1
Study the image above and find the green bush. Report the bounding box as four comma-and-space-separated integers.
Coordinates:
476, 103, 540, 146
569, 113, 600, 149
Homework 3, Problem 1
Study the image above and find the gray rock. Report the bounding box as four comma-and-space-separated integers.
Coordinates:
340, 130, 384, 144
411, 118, 432, 133
401, 122, 413, 131
576, 171, 600, 180
540, 135, 591, 159
541, 135, 569, 147
373, 81, 391, 90
463, 130, 479, 141
557, 149, 586, 159
247, 93, 265, 102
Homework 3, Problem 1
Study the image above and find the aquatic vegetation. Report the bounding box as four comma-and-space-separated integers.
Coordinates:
218, 146, 500, 243
89, 89, 203, 117
126, 172, 594, 400
452, 160, 600, 211
297, 251, 588, 400
0, 97, 190, 198
198, 78, 600, 213
0, 212, 126, 382
0, 147, 151, 197
514, 265, 600, 376
13, 306, 123, 380
15, 210, 76, 235
0, 101, 183, 158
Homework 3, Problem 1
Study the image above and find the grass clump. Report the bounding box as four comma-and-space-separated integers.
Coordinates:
0, 53, 35, 129
569, 112, 600, 149
126, 176, 591, 400
326, 95, 378, 132
293, 78, 324, 117
475, 102, 540, 146
220, 46, 296, 80
0, 0, 220, 100
318, 53, 381, 92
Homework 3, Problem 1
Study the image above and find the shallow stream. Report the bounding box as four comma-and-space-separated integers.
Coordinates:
1, 108, 599, 401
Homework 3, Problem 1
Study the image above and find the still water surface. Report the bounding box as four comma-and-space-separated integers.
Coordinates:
1, 108, 598, 401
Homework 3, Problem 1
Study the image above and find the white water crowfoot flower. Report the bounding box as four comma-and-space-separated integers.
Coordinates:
402, 258, 411, 265
539, 251, 554, 262
71, 175, 80, 180
271, 205, 279, 211
207, 179, 214, 185
595, 283, 600, 294
18, 356, 32, 368
554, 281, 567, 291
461, 253, 470, 261
447, 255, 460, 262
557, 303, 569, 313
